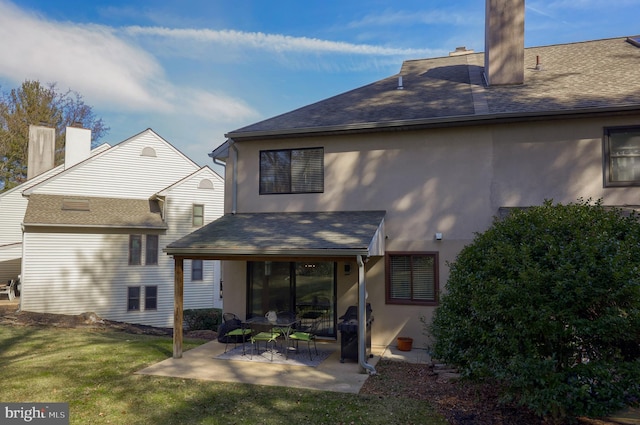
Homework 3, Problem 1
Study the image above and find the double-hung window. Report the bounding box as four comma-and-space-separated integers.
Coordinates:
192, 259, 203, 281
129, 235, 142, 265
145, 286, 158, 310
604, 126, 640, 186
386, 252, 438, 305
130, 235, 157, 266
127, 287, 141, 311
193, 204, 204, 226
146, 235, 158, 265
260, 147, 324, 194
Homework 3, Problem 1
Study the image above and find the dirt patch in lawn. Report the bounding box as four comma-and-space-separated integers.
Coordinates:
0, 304, 216, 340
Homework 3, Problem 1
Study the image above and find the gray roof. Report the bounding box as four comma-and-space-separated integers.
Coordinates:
226, 38, 640, 140
165, 210, 386, 258
23, 194, 166, 229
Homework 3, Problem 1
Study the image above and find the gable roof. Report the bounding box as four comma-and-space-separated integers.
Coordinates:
23, 194, 166, 230
22, 128, 198, 196
224, 38, 640, 141
165, 210, 386, 259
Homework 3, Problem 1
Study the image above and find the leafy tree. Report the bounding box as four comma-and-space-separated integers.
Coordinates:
430, 199, 640, 423
0, 80, 109, 192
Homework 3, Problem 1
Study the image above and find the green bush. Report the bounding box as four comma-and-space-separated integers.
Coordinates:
430, 199, 640, 423
184, 308, 222, 331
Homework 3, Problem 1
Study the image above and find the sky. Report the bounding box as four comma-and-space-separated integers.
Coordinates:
0, 0, 639, 168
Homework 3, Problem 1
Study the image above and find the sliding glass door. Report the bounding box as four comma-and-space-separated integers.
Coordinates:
247, 261, 336, 337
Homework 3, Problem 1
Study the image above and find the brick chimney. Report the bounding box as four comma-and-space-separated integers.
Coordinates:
64, 125, 91, 170
484, 0, 525, 85
27, 125, 55, 180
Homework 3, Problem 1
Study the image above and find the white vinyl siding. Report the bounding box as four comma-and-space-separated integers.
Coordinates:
162, 167, 224, 310
19, 131, 225, 327
24, 130, 199, 198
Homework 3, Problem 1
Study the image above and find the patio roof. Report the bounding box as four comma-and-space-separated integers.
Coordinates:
164, 210, 386, 260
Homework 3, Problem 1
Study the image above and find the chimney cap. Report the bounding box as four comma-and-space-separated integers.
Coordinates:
449, 46, 475, 56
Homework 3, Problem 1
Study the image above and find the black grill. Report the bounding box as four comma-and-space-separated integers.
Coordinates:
337, 304, 373, 363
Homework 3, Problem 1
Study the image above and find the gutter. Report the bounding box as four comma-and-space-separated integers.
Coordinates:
163, 247, 372, 258
357, 255, 376, 375
225, 104, 640, 141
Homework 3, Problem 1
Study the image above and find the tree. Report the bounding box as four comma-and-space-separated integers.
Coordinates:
430, 199, 640, 423
0, 80, 109, 192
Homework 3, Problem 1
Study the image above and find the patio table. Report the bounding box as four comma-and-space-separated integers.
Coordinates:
244, 316, 300, 359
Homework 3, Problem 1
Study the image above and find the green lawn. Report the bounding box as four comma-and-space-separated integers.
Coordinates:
0, 326, 447, 425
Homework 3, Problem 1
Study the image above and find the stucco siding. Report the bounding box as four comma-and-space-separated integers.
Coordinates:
220, 114, 640, 348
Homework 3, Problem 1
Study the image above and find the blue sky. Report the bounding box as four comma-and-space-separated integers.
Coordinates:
0, 0, 638, 167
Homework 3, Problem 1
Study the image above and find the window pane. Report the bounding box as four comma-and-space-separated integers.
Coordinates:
610, 131, 640, 182
193, 204, 204, 226
129, 235, 141, 265
192, 259, 203, 281
260, 150, 291, 193
291, 148, 323, 193
388, 253, 437, 304
128, 287, 140, 311
145, 286, 157, 310
390, 256, 411, 299
145, 235, 158, 265
412, 256, 435, 301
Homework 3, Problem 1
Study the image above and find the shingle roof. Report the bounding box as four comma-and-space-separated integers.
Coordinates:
23, 194, 166, 229
227, 38, 640, 139
165, 210, 386, 258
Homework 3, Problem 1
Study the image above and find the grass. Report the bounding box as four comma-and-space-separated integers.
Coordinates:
0, 326, 448, 425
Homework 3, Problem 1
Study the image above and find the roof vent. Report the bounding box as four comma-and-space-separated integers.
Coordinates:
397, 76, 404, 90
62, 198, 90, 211
627, 36, 640, 48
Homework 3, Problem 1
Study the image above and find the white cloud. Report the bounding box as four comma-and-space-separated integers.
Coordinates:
0, 0, 259, 124
124, 26, 437, 58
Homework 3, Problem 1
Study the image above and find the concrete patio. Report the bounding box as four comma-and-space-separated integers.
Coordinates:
137, 338, 430, 394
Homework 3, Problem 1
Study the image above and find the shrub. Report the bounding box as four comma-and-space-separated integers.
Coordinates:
430, 199, 640, 423
184, 308, 222, 331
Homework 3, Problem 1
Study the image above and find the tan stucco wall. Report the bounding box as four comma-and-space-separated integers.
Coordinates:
221, 114, 640, 348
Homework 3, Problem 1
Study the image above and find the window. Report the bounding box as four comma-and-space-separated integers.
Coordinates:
198, 179, 214, 189
192, 259, 203, 281
193, 204, 204, 226
127, 287, 140, 311
145, 286, 158, 310
129, 235, 142, 265
386, 252, 438, 305
260, 147, 324, 194
604, 126, 640, 186
146, 235, 158, 265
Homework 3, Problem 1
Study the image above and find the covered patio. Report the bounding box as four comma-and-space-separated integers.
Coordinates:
164, 210, 387, 374
137, 338, 429, 393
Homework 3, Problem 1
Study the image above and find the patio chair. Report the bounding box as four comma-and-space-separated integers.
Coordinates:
221, 313, 252, 354
0, 280, 16, 301
289, 317, 320, 360
250, 328, 282, 361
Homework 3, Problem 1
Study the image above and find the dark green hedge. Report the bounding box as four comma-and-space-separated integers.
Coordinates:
184, 308, 222, 331
431, 199, 640, 423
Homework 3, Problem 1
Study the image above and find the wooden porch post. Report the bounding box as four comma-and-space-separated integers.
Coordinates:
173, 256, 184, 359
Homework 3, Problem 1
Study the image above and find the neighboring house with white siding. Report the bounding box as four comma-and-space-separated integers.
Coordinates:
0, 140, 110, 286
16, 128, 224, 328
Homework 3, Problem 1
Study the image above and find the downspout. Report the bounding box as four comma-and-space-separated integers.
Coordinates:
229, 139, 238, 214
357, 255, 376, 375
